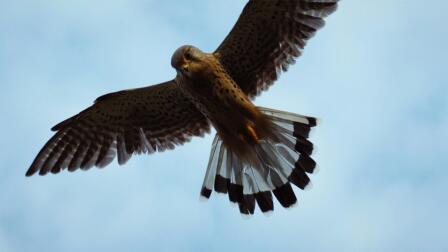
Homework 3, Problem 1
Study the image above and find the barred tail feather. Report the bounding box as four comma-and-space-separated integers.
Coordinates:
200, 107, 318, 215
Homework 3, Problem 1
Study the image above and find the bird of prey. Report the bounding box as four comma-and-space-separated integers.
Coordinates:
27, 0, 338, 215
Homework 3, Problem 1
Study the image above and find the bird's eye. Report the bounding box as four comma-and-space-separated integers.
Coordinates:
184, 51, 194, 60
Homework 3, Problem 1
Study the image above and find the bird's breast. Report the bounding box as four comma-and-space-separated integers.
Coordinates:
183, 70, 260, 133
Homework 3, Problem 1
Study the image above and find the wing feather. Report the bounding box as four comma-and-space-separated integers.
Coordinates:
27, 80, 210, 176
215, 0, 338, 98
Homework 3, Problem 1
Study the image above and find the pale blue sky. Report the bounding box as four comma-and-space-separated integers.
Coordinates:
1, 1, 447, 251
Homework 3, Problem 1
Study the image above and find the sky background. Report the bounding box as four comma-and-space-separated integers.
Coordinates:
1, 0, 447, 251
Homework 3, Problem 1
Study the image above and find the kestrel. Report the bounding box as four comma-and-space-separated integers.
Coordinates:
27, 0, 338, 215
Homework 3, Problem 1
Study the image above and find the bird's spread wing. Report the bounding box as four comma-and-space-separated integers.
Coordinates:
27, 80, 210, 176
215, 0, 338, 98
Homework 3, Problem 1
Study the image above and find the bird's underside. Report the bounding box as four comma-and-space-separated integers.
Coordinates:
27, 0, 338, 215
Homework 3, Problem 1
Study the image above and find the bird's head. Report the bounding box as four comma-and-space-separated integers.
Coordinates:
171, 45, 207, 78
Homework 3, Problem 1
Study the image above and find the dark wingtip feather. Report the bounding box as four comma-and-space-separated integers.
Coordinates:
214, 175, 229, 194
273, 183, 297, 208
306, 117, 318, 127
288, 167, 311, 190
238, 202, 250, 215
38, 168, 49, 176
255, 191, 274, 213
244, 194, 256, 214
25, 167, 36, 177
237, 195, 256, 215
296, 154, 317, 174
228, 183, 243, 203
294, 138, 314, 155
200, 187, 212, 199
293, 122, 311, 138
50, 166, 62, 174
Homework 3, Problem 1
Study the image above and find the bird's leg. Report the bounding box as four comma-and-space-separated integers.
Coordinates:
246, 124, 259, 144
238, 123, 259, 145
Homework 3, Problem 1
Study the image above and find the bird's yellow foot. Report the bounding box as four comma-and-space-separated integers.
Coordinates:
246, 124, 259, 144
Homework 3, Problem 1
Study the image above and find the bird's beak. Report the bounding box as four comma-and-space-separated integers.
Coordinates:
181, 63, 189, 72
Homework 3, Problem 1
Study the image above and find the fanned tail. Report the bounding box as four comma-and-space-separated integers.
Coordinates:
200, 107, 318, 215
